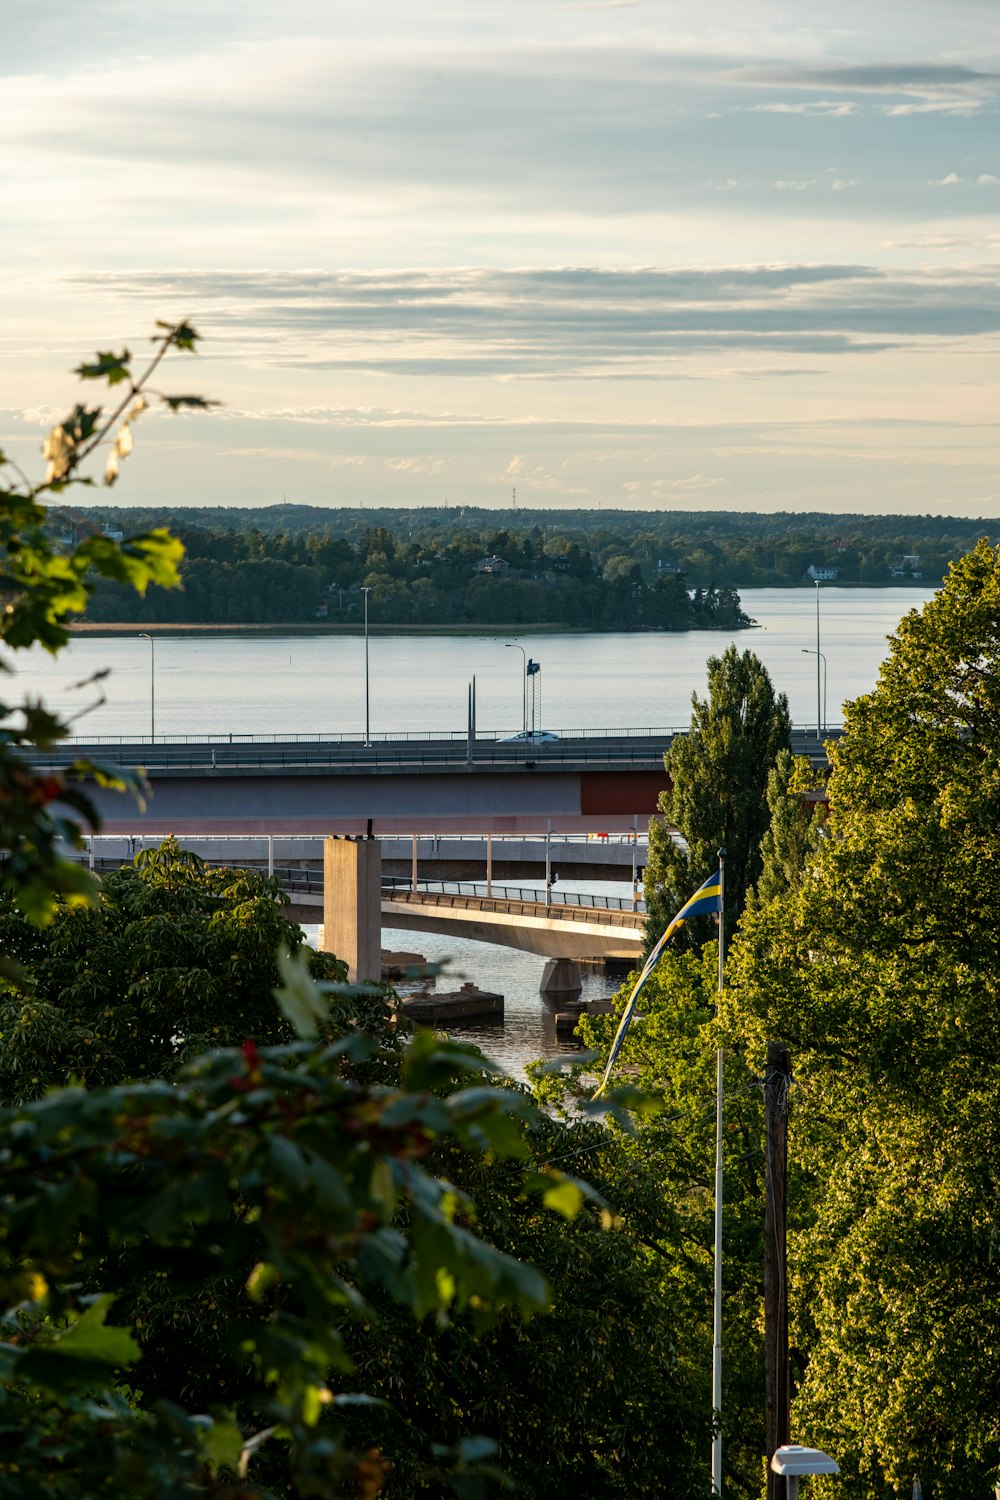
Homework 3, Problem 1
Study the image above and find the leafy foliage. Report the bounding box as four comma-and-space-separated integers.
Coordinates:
333, 1094, 709, 1499
0, 967, 568, 1497
0, 323, 201, 922
0, 837, 347, 1102
644, 645, 790, 949
725, 541, 1000, 1497
538, 946, 768, 1496
753, 748, 827, 905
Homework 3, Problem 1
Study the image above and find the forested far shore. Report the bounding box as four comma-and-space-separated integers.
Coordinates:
65, 510, 749, 630
78, 502, 995, 582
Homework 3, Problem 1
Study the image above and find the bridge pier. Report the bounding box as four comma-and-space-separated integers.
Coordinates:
539, 958, 583, 997
322, 836, 382, 983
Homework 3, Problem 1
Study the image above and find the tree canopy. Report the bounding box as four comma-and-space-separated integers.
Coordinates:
644, 644, 791, 948
0, 838, 346, 1103
724, 540, 1000, 1497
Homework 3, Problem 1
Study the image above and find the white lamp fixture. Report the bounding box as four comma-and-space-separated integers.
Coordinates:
771, 1445, 840, 1500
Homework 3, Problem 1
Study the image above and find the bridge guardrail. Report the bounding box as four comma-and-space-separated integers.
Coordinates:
33, 740, 676, 772
381, 879, 646, 922
33, 726, 837, 774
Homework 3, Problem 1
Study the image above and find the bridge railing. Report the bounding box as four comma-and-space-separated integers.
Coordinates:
33, 725, 837, 772
381, 877, 646, 914
32, 739, 677, 772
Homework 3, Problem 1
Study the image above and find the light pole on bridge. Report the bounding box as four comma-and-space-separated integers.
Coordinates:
504, 642, 527, 735
139, 633, 155, 740
362, 587, 372, 748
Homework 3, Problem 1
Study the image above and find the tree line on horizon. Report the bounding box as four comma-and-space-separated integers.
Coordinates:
72, 517, 750, 630
70, 504, 998, 626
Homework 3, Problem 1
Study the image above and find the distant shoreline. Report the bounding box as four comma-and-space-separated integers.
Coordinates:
68, 621, 736, 638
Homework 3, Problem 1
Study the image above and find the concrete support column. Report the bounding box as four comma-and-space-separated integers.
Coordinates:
540, 958, 582, 996
323, 836, 382, 983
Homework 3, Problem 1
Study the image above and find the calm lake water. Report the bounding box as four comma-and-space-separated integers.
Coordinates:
14, 586, 934, 741
17, 585, 935, 1078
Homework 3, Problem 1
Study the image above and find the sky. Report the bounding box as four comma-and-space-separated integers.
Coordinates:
2, 0, 999, 516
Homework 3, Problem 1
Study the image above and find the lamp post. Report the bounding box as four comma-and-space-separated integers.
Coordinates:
138, 633, 155, 740
814, 579, 821, 738
526, 657, 540, 735
801, 650, 827, 738
362, 587, 371, 747
504, 643, 527, 735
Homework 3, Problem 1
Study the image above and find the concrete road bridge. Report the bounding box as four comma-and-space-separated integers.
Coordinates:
44, 726, 834, 838
279, 872, 645, 960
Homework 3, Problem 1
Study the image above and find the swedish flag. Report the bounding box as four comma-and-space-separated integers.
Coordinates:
594, 870, 723, 1096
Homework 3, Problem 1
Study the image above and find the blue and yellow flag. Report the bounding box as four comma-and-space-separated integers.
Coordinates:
594, 869, 723, 1097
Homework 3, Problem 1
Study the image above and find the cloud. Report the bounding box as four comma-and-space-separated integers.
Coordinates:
750, 100, 857, 116
385, 456, 445, 475
734, 62, 998, 97
880, 232, 1000, 250
773, 179, 817, 191
977, 173, 1000, 185
216, 447, 367, 467
927, 172, 963, 185
66, 264, 1000, 382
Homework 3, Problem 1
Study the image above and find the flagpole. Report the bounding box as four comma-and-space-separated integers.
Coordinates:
712, 846, 726, 1495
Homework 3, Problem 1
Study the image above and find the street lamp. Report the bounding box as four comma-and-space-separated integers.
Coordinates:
770, 1445, 839, 1500
527, 657, 540, 735
503, 643, 527, 735
801, 649, 827, 738
814, 579, 821, 738
361, 587, 371, 747
138, 632, 155, 740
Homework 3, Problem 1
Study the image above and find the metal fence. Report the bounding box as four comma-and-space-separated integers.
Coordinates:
382, 877, 646, 915
33, 724, 837, 773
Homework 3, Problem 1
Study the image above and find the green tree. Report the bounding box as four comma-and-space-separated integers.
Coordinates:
539, 945, 768, 1496
644, 645, 790, 948
0, 838, 346, 1102
0, 970, 572, 1498
339, 1100, 708, 1499
725, 542, 1000, 1498
754, 749, 827, 905
0, 325, 196, 922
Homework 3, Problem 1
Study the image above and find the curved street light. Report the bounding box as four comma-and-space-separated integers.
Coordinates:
503, 642, 527, 735
801, 648, 827, 737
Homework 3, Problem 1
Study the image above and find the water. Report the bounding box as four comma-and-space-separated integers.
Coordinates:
304, 921, 621, 1084
305, 875, 628, 1084
13, 585, 934, 1076
9, 587, 935, 740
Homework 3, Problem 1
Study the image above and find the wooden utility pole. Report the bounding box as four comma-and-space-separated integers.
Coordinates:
764, 1042, 791, 1500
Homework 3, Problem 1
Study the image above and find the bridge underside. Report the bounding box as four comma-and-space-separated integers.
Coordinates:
83, 769, 668, 837
283, 890, 643, 960
380, 899, 644, 960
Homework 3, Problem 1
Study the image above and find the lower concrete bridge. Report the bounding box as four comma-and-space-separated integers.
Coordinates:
381, 886, 644, 960
282, 874, 645, 961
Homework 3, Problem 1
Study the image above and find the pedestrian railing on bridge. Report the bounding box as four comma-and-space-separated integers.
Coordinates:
380, 878, 646, 926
